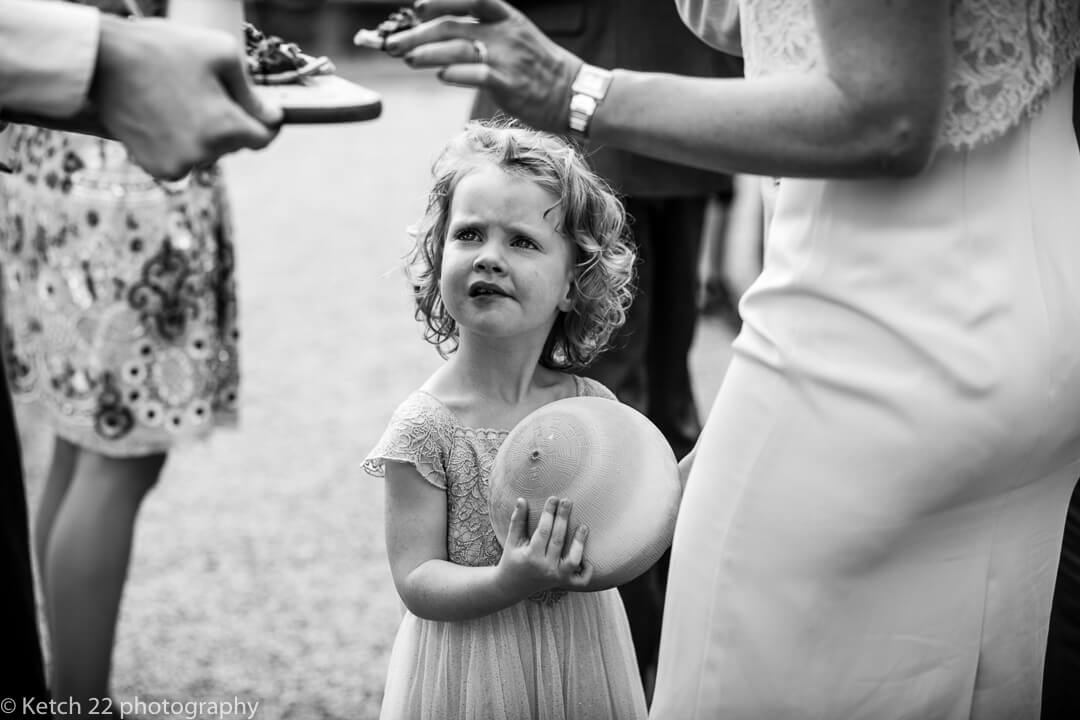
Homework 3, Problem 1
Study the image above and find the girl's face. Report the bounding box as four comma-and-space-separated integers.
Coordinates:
440, 162, 575, 347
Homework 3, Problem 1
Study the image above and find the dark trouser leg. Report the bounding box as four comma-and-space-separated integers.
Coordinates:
0, 360, 50, 704
1043, 69, 1080, 720
643, 196, 705, 459
1043, 477, 1080, 719
584, 195, 705, 701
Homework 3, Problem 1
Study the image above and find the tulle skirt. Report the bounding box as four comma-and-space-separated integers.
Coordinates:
380, 588, 647, 720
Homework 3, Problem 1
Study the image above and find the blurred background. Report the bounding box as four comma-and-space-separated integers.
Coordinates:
15, 4, 739, 718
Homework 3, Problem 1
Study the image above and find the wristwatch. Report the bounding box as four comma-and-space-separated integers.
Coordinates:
568, 63, 613, 137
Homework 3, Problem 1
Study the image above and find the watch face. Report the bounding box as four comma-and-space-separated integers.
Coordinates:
570, 94, 599, 113
572, 66, 613, 98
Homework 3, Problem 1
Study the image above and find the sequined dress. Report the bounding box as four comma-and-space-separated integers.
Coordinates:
363, 375, 647, 720
0, 124, 238, 457
649, 1, 1080, 718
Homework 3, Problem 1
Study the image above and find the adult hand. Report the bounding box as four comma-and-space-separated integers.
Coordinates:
385, 0, 582, 134
496, 496, 593, 597
92, 15, 283, 179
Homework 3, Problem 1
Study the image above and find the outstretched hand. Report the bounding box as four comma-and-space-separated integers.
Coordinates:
382, 0, 582, 134
496, 496, 593, 597
92, 15, 283, 180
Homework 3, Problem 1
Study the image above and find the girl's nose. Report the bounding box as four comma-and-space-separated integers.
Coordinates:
473, 247, 506, 274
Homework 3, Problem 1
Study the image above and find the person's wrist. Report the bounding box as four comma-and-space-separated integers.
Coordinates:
566, 62, 613, 138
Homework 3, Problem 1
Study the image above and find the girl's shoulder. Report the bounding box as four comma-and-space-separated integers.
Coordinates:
362, 390, 460, 485
404, 388, 459, 416
383, 389, 461, 431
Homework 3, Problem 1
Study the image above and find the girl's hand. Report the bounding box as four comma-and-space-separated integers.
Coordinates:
496, 496, 593, 597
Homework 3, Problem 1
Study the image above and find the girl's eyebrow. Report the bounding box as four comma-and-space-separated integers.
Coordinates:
449, 215, 549, 238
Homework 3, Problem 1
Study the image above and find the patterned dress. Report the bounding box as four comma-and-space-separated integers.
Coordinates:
0, 121, 238, 456
363, 375, 647, 720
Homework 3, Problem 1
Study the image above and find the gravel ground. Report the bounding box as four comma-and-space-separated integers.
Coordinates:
16, 52, 735, 720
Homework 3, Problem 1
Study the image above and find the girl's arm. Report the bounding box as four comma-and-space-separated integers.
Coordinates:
385, 460, 591, 622
396, 0, 949, 179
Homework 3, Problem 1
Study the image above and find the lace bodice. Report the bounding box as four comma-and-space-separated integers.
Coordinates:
676, 0, 1080, 151
363, 376, 616, 569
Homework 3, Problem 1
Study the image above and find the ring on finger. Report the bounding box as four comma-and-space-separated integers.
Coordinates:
472, 39, 489, 65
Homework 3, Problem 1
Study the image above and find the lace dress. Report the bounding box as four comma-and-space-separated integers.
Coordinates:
363, 375, 647, 720
652, 1, 1080, 719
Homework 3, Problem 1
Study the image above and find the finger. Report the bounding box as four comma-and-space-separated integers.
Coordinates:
413, 0, 513, 23
386, 17, 480, 56
435, 64, 491, 89
204, 108, 279, 159
530, 496, 559, 548
506, 497, 528, 545
403, 38, 480, 68
216, 50, 285, 134
139, 156, 191, 182
566, 559, 594, 589
546, 498, 572, 559
561, 524, 588, 569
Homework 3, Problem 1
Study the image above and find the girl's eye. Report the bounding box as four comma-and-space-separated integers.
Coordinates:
454, 228, 480, 243
511, 235, 539, 250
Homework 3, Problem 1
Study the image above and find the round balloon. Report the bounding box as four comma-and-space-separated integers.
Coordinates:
488, 396, 681, 590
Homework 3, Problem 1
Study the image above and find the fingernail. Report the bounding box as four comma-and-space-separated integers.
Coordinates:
402, 52, 415, 66
387, 40, 403, 57
580, 525, 589, 536
413, 0, 428, 13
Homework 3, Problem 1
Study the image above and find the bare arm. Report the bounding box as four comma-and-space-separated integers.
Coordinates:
384, 461, 591, 622
392, 0, 949, 178
595, 0, 948, 178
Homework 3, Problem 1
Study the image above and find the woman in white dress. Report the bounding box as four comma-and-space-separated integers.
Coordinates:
380, 0, 1080, 717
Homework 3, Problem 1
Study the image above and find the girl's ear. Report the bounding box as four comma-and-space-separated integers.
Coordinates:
557, 272, 575, 313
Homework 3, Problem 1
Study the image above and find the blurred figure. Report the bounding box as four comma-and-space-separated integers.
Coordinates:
1, 1, 257, 713
249, 0, 326, 48
0, 0, 278, 710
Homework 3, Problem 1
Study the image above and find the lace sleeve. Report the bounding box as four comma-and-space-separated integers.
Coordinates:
361, 392, 456, 490
734, 0, 1080, 152
576, 375, 618, 401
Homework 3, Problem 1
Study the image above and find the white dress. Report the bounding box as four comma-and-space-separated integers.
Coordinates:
654, 1, 1080, 718
364, 376, 647, 720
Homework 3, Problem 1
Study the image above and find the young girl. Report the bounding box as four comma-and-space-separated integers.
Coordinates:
363, 121, 643, 719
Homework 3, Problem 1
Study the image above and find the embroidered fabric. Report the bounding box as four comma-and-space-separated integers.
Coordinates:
677, 0, 1080, 151
0, 127, 237, 457
363, 376, 616, 587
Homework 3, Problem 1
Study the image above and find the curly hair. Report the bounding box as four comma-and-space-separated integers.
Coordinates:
407, 119, 635, 371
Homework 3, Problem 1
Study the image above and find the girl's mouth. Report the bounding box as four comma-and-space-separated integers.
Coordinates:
468, 282, 510, 298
